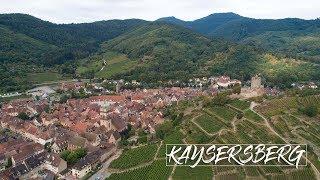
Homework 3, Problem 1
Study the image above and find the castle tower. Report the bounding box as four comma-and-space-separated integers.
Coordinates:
251, 75, 262, 89
116, 83, 121, 93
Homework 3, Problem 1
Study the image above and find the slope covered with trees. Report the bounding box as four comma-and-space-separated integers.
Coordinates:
0, 13, 146, 92
0, 13, 319, 93
158, 13, 320, 63
81, 22, 319, 88
100, 22, 234, 82
0, 13, 147, 65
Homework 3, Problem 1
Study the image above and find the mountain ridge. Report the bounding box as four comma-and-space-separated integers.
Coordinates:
0, 13, 320, 93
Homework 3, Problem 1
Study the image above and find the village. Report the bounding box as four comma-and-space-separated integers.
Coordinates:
0, 75, 317, 179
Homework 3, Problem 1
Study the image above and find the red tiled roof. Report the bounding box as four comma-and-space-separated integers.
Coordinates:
71, 122, 88, 134
90, 95, 125, 102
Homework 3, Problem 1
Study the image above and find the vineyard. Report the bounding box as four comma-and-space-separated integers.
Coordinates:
106, 95, 319, 180
229, 99, 251, 110
194, 114, 226, 134
157, 131, 184, 158
244, 109, 264, 123
208, 106, 237, 122
173, 166, 213, 180
109, 144, 158, 169
108, 160, 172, 180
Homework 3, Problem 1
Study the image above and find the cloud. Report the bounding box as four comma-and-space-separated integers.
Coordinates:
0, 0, 319, 23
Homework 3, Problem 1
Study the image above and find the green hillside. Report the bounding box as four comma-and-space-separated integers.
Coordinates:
0, 25, 58, 63
242, 29, 320, 63
158, 13, 320, 63
99, 22, 232, 82
77, 51, 139, 79
0, 13, 147, 65
0, 13, 319, 93
0, 13, 146, 92
81, 22, 319, 88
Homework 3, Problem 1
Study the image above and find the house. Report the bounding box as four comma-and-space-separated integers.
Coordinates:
52, 138, 68, 153
68, 136, 87, 150
83, 132, 101, 146
7, 152, 47, 179
216, 76, 241, 88
99, 146, 116, 162
60, 82, 84, 91
71, 150, 102, 178
106, 130, 121, 144
100, 118, 112, 131
11, 143, 44, 166
110, 117, 127, 132
44, 153, 67, 174
71, 122, 88, 134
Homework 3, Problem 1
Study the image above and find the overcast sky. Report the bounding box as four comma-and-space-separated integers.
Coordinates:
0, 0, 319, 24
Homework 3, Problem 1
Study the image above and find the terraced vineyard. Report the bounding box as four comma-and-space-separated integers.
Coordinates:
109, 144, 158, 169
106, 95, 320, 180
208, 106, 237, 122
173, 166, 213, 180
108, 160, 172, 180
229, 99, 251, 110
194, 114, 226, 134
157, 131, 184, 158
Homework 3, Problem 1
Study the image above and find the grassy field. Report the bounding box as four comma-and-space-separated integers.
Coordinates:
27, 72, 68, 84
77, 51, 138, 78
183, 120, 212, 144
107, 94, 320, 180
109, 144, 158, 169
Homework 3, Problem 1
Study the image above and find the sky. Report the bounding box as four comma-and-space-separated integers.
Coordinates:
0, 0, 319, 24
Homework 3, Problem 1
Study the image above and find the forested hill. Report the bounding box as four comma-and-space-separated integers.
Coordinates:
101, 22, 236, 82
0, 13, 320, 93
158, 13, 243, 35
0, 13, 147, 65
0, 13, 147, 92
88, 22, 319, 88
158, 13, 320, 63
159, 13, 320, 40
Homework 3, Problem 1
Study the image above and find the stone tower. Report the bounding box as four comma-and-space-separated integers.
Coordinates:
251, 75, 262, 89
116, 83, 121, 93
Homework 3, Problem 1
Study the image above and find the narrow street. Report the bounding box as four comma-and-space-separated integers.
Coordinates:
89, 150, 123, 180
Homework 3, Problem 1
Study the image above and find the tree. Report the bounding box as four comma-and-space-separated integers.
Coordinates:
155, 121, 173, 140
236, 112, 244, 119
17, 112, 30, 120
212, 93, 230, 106
60, 148, 87, 165
232, 83, 241, 94
5, 157, 12, 168
59, 94, 69, 103
301, 105, 318, 117
60, 150, 71, 161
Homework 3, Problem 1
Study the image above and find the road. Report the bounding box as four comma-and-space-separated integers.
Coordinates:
89, 150, 123, 180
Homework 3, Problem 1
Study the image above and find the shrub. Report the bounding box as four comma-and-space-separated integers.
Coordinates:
300, 105, 318, 117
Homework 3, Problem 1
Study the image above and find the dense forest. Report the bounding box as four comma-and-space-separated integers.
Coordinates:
0, 13, 319, 93
159, 13, 320, 63
81, 22, 320, 88
0, 14, 146, 92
